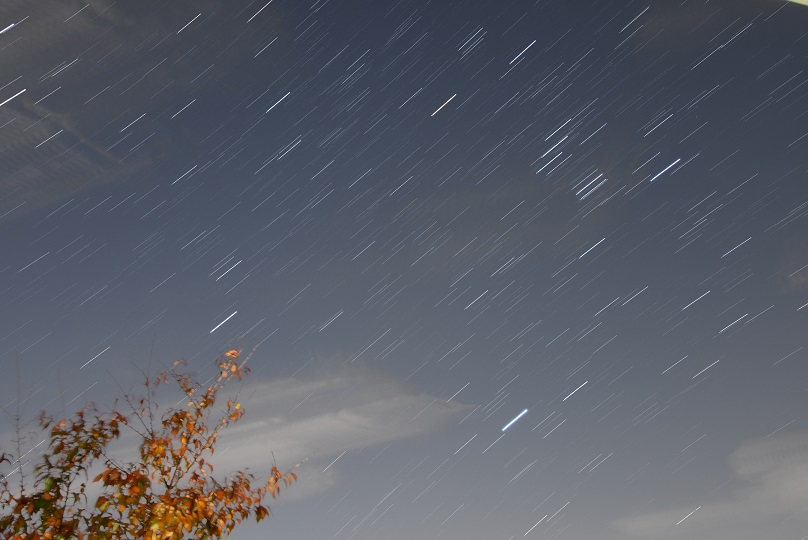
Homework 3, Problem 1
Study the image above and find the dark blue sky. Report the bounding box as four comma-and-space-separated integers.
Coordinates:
1, 1, 808, 538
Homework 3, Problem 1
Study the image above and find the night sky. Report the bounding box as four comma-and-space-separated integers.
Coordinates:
2, 0, 808, 538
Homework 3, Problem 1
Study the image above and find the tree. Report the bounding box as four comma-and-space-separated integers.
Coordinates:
0, 348, 298, 539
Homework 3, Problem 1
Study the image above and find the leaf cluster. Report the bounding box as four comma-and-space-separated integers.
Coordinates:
0, 348, 297, 539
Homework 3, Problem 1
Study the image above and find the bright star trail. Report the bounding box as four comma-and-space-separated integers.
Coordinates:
502, 408, 529, 432
1, 1, 808, 539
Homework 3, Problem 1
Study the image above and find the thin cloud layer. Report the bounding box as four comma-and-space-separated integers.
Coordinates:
0, 361, 472, 505
210, 363, 473, 498
0, 0, 290, 222
84, 362, 472, 500
612, 431, 808, 538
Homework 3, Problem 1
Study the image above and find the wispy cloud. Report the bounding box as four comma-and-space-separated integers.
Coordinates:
0, 0, 291, 222
71, 360, 472, 501
612, 431, 808, 538
208, 362, 473, 498
1, 361, 472, 504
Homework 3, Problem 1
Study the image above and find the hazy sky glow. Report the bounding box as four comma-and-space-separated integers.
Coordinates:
1, 1, 808, 539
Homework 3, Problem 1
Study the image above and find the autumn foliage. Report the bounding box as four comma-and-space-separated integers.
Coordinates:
0, 348, 297, 539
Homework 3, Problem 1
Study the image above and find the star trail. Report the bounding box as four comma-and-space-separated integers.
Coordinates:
1, 1, 808, 539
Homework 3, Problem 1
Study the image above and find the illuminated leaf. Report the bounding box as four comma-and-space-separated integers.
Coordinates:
1, 352, 297, 539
